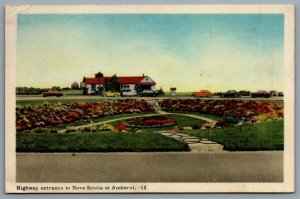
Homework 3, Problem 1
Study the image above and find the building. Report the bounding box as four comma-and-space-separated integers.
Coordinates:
81, 75, 156, 96
170, 87, 177, 96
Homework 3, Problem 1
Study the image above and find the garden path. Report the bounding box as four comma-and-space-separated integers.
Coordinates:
157, 131, 224, 152
58, 111, 215, 133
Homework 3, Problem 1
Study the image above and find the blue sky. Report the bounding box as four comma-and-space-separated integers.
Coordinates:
17, 14, 284, 91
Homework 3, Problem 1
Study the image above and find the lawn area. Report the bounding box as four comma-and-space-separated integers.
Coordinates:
62, 89, 83, 95
168, 112, 223, 120
182, 120, 284, 151
16, 98, 109, 106
16, 132, 189, 152
164, 91, 193, 96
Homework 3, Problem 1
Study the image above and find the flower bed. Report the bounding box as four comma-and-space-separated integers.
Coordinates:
124, 115, 177, 128
159, 99, 283, 126
16, 100, 154, 132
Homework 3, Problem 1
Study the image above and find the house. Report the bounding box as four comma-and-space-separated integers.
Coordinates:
81, 75, 156, 96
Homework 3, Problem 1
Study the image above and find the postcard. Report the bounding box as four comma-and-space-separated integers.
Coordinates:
5, 5, 294, 193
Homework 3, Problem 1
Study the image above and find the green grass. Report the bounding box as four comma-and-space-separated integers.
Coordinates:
182, 120, 284, 151
164, 91, 193, 96
16, 132, 189, 152
167, 112, 223, 120
63, 89, 83, 95
16, 98, 109, 106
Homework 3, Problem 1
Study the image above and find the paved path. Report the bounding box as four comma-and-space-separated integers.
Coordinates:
158, 131, 224, 152
16, 152, 283, 182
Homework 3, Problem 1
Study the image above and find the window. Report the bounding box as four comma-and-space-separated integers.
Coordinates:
91, 84, 96, 91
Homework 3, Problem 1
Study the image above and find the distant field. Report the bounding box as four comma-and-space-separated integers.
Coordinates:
16, 98, 108, 106
63, 89, 83, 95
164, 92, 192, 96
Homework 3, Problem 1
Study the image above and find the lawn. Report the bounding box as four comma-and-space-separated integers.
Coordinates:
62, 89, 83, 95
16, 132, 189, 152
16, 98, 109, 106
182, 120, 284, 151
164, 91, 192, 96
168, 112, 223, 120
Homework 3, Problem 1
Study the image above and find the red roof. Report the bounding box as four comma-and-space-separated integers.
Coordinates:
83, 76, 155, 85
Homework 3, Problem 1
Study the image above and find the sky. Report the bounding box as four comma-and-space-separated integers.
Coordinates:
17, 14, 284, 92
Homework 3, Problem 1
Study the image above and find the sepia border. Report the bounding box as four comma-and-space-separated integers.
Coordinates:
5, 4, 295, 193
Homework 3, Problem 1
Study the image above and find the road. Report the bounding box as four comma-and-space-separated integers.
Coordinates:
16, 151, 283, 182
16, 95, 284, 101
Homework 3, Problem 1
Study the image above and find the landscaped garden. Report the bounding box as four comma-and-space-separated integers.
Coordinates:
16, 99, 284, 152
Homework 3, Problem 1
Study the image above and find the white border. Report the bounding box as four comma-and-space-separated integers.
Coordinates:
5, 4, 295, 193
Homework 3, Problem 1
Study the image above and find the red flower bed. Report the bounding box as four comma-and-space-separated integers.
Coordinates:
125, 116, 177, 128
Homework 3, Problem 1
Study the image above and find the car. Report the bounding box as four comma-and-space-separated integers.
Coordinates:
278, 92, 284, 97
104, 91, 121, 97
138, 90, 159, 97
42, 89, 63, 97
251, 90, 272, 98
192, 90, 212, 98
270, 90, 279, 97
220, 90, 240, 98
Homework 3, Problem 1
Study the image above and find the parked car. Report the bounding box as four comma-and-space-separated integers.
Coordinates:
42, 89, 63, 97
192, 90, 212, 98
278, 92, 284, 97
104, 91, 121, 97
220, 90, 240, 98
138, 90, 159, 97
270, 90, 279, 97
251, 90, 272, 98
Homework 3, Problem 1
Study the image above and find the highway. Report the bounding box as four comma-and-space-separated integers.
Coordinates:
16, 151, 283, 183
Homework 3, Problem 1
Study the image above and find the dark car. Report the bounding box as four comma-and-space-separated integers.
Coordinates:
270, 90, 279, 97
138, 90, 159, 97
278, 92, 284, 97
251, 90, 272, 98
220, 90, 240, 98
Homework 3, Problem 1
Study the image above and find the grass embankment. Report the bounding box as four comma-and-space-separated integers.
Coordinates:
16, 99, 110, 106
182, 120, 284, 151
164, 92, 192, 96
16, 132, 189, 152
63, 89, 83, 95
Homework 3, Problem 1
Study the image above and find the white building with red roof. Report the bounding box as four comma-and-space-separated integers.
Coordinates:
81, 75, 156, 96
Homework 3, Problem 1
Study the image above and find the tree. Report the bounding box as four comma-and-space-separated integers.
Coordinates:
95, 72, 104, 78
104, 74, 119, 92
52, 86, 61, 91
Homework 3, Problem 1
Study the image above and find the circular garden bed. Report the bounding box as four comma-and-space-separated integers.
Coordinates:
125, 115, 177, 128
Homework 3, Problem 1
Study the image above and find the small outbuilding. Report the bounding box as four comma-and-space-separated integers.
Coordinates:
170, 87, 176, 96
